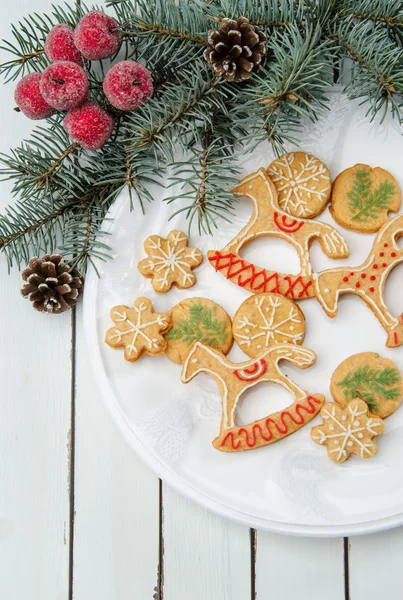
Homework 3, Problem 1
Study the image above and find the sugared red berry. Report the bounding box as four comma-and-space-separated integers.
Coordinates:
14, 73, 56, 120
45, 24, 82, 64
103, 60, 153, 111
73, 11, 122, 60
40, 61, 88, 110
63, 101, 114, 150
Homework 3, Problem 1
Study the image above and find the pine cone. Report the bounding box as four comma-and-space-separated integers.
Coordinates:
204, 17, 266, 83
21, 254, 83, 314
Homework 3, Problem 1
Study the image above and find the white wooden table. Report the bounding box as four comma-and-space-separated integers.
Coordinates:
1, 2, 403, 598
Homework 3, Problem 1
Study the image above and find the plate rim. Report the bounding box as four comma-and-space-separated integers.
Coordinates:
83, 191, 403, 538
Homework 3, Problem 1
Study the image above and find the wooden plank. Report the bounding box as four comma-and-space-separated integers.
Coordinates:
0, 2, 73, 596
349, 530, 403, 598
256, 533, 345, 600
71, 307, 160, 599
162, 484, 251, 600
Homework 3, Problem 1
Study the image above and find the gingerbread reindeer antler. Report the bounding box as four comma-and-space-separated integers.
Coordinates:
181, 341, 324, 452
208, 169, 349, 299
315, 213, 403, 348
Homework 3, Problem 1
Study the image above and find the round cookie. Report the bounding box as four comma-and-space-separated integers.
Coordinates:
165, 298, 233, 364
331, 352, 403, 419
267, 151, 331, 218
330, 164, 401, 233
232, 293, 305, 358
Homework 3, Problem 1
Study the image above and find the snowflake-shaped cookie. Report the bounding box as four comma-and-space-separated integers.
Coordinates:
232, 293, 305, 358
267, 152, 331, 218
105, 297, 170, 362
138, 230, 203, 293
311, 399, 385, 463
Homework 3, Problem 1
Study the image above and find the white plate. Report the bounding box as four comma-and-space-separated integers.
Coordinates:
84, 93, 403, 537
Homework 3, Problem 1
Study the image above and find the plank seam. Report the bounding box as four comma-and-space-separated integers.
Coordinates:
68, 307, 77, 600
344, 537, 350, 600
250, 529, 257, 600
154, 479, 165, 600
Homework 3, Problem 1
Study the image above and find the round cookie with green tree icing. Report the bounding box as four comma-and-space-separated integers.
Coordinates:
165, 298, 233, 364
331, 352, 403, 419
330, 164, 401, 233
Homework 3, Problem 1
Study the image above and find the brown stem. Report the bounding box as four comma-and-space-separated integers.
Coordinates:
339, 11, 403, 26
35, 143, 80, 189
124, 23, 208, 45
196, 126, 212, 219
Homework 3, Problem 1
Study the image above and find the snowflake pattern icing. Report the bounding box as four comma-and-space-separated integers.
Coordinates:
105, 297, 170, 362
138, 230, 203, 292
311, 399, 385, 463
268, 152, 331, 218
233, 294, 305, 358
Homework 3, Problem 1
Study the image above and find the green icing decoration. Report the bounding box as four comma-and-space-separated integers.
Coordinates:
336, 365, 401, 411
347, 167, 395, 222
166, 301, 228, 347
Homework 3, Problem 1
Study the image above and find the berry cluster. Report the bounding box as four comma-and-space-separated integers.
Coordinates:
14, 11, 153, 151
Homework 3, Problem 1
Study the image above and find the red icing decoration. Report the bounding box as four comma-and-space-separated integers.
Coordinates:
391, 252, 397, 257
220, 396, 322, 449
207, 252, 314, 298
273, 212, 305, 233
356, 282, 360, 288
361, 273, 366, 279
380, 252, 384, 257
369, 287, 375, 292
350, 272, 354, 276
234, 359, 268, 381
370, 275, 376, 281
343, 277, 348, 282
384, 243, 389, 247
382, 263, 387, 267
373, 264, 378, 269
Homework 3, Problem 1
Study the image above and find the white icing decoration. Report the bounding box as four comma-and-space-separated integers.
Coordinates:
145, 234, 200, 289
110, 303, 167, 357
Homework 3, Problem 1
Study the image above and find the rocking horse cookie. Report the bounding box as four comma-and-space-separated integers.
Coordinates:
267, 152, 331, 218
232, 293, 305, 358
330, 164, 401, 233
208, 168, 349, 299
181, 341, 325, 452
314, 213, 403, 347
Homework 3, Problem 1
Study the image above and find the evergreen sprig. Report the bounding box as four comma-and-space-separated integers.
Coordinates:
337, 365, 401, 410
1, 0, 403, 272
166, 300, 228, 346
347, 167, 396, 221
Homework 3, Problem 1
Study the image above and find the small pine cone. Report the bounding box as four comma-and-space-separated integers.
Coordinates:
204, 17, 266, 83
21, 254, 83, 314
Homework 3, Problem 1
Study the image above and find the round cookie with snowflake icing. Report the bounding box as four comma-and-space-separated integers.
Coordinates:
165, 297, 233, 364
267, 152, 331, 218
232, 293, 305, 358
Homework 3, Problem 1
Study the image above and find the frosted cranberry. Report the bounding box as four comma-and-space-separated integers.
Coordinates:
73, 11, 122, 60
14, 73, 56, 120
103, 60, 153, 111
63, 101, 114, 150
40, 61, 88, 110
44, 24, 82, 64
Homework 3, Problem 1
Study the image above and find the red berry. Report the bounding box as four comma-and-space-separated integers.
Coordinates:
73, 11, 122, 60
103, 60, 153, 111
45, 24, 82, 64
40, 61, 88, 110
14, 73, 56, 120
63, 101, 114, 150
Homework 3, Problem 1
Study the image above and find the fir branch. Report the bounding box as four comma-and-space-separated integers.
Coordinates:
338, 0, 403, 27
166, 300, 228, 346
337, 365, 401, 411
347, 167, 396, 221
207, 0, 305, 29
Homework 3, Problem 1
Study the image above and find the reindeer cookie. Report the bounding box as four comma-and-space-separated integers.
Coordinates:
330, 164, 401, 233
311, 399, 385, 463
181, 342, 325, 452
138, 230, 202, 293
232, 293, 305, 358
315, 213, 403, 348
208, 168, 349, 299
105, 297, 170, 362
165, 298, 233, 364
330, 352, 403, 419
267, 152, 331, 218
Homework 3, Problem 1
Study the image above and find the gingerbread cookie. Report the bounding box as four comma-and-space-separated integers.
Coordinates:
315, 213, 403, 347
311, 399, 385, 463
105, 297, 170, 362
165, 298, 233, 364
330, 164, 401, 233
330, 352, 403, 419
208, 168, 348, 299
232, 293, 305, 358
267, 152, 331, 218
138, 230, 202, 293
181, 341, 324, 452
